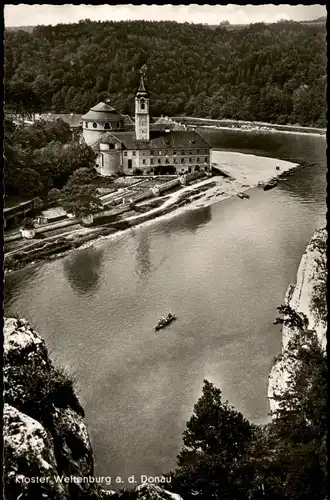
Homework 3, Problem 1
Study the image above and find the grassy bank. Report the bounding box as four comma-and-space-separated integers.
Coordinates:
4, 183, 217, 273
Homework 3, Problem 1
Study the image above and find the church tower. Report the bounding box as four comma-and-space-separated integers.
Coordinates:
135, 74, 150, 141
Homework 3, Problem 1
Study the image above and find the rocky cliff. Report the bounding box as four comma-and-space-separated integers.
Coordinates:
268, 228, 327, 413
3, 317, 183, 500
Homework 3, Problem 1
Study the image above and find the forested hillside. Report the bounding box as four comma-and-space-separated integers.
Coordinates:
4, 19, 327, 126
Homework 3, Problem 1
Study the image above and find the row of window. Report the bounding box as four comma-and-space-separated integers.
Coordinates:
85, 121, 122, 129
127, 157, 209, 166
127, 164, 207, 173
123, 150, 209, 157
150, 149, 207, 156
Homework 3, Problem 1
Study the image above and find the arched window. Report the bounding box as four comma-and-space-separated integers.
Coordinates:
93, 122, 97, 129
140, 99, 145, 110
85, 122, 89, 128
104, 122, 110, 130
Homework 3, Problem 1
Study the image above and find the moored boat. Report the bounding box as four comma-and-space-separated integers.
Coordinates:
155, 313, 176, 331
263, 179, 278, 191
237, 192, 250, 199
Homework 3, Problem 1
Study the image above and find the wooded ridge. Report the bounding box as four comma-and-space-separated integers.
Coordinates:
4, 19, 326, 127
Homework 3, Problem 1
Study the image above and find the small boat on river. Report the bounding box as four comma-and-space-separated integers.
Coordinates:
155, 313, 176, 331
237, 192, 250, 199
263, 179, 278, 191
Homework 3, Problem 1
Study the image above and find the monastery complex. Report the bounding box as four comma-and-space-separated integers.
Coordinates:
81, 75, 211, 176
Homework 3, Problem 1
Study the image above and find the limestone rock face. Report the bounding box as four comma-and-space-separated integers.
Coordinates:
4, 317, 49, 365
4, 317, 50, 408
4, 403, 66, 500
268, 228, 327, 413
3, 317, 100, 500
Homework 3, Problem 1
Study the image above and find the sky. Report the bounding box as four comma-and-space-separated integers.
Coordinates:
4, 4, 327, 27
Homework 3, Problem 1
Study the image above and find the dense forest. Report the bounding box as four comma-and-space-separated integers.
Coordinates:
4, 118, 97, 200
4, 19, 327, 127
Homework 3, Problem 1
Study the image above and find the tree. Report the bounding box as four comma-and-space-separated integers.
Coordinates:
255, 327, 327, 500
32, 140, 97, 192
4, 119, 44, 198
61, 183, 102, 219
4, 115, 97, 201
5, 80, 44, 125
171, 380, 256, 500
65, 167, 97, 187
13, 119, 72, 150
6, 167, 44, 198
309, 230, 327, 324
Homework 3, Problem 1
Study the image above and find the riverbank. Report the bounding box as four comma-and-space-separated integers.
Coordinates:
199, 125, 325, 138
170, 116, 326, 136
4, 151, 303, 273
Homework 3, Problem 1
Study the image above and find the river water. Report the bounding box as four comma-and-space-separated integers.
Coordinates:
4, 129, 326, 486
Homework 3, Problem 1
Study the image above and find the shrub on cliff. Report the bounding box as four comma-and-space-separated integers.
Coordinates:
309, 229, 327, 324
257, 327, 327, 499
5, 357, 84, 425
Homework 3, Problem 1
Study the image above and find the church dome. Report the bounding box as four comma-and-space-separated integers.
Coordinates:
81, 102, 123, 121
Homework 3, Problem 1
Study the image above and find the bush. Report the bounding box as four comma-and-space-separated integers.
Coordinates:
133, 168, 143, 175
66, 167, 97, 187
5, 359, 84, 422
21, 217, 35, 229
47, 187, 61, 204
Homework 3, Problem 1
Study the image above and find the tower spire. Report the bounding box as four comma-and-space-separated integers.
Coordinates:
135, 71, 149, 141
137, 73, 147, 96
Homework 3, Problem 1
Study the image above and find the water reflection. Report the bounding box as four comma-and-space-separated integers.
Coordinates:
278, 164, 327, 204
159, 205, 212, 236
199, 128, 286, 157
199, 128, 326, 165
134, 229, 152, 284
5, 265, 42, 313
63, 246, 104, 295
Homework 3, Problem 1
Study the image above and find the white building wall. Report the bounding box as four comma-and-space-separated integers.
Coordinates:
121, 147, 210, 176
122, 151, 139, 175
82, 119, 124, 146
83, 122, 104, 146
97, 148, 122, 176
